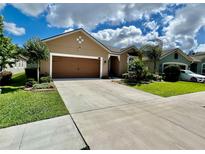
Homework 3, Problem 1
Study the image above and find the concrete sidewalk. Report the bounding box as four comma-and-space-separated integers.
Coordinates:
0, 115, 86, 150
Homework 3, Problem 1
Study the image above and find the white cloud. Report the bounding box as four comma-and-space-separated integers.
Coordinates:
12, 3, 48, 17
4, 21, 25, 36
195, 44, 205, 52
162, 15, 174, 25
144, 21, 159, 31
163, 4, 205, 51
0, 3, 6, 10
46, 3, 166, 30
64, 28, 74, 33
92, 25, 159, 48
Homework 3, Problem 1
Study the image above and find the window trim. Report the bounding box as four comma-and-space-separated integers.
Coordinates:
174, 53, 178, 59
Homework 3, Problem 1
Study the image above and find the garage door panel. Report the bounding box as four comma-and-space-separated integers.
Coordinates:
52, 56, 100, 78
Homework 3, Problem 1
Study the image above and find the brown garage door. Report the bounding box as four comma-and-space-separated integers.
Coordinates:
52, 56, 100, 78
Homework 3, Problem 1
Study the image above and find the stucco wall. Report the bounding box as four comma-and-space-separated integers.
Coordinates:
40, 31, 109, 77
119, 52, 128, 75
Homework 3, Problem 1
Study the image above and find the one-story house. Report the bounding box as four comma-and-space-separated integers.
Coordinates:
143, 48, 193, 74
40, 28, 139, 78
190, 52, 205, 75
40, 28, 205, 78
1, 55, 27, 74
143, 48, 205, 75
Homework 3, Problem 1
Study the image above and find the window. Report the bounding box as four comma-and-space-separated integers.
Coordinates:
202, 63, 205, 75
174, 53, 178, 59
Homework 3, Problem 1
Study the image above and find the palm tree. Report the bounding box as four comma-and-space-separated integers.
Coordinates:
134, 48, 143, 60
140, 43, 162, 74
24, 38, 49, 82
128, 47, 143, 60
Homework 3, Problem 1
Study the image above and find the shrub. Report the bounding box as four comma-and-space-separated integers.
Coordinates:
0, 71, 12, 85
145, 73, 154, 81
40, 76, 52, 83
123, 59, 148, 83
40, 72, 49, 77
25, 68, 37, 80
145, 73, 163, 81
164, 65, 180, 82
153, 74, 163, 81
25, 78, 37, 88
33, 83, 55, 89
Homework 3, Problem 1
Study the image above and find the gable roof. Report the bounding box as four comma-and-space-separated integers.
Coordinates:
42, 28, 112, 53
42, 28, 138, 55
160, 48, 193, 62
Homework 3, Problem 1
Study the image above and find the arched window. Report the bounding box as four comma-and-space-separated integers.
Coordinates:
174, 53, 178, 59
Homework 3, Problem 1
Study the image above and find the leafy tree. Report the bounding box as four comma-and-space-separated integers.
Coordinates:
140, 44, 162, 73
23, 38, 49, 82
0, 15, 17, 71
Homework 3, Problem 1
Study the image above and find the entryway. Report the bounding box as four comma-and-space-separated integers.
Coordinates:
108, 56, 120, 77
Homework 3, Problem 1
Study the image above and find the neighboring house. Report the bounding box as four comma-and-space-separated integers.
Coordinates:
40, 28, 139, 78
1, 55, 27, 74
143, 48, 193, 74
190, 52, 205, 75
143, 48, 205, 75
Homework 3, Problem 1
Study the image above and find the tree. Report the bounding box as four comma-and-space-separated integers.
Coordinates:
123, 58, 148, 83
140, 43, 162, 74
134, 49, 143, 60
23, 38, 49, 82
0, 15, 17, 71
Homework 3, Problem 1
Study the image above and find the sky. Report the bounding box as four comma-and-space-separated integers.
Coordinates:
1, 3, 205, 53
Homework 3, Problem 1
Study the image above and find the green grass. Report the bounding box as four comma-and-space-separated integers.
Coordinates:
132, 81, 205, 97
0, 72, 69, 128
9, 72, 27, 87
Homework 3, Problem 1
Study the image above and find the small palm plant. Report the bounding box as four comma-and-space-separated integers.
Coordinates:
24, 38, 49, 82
140, 43, 162, 74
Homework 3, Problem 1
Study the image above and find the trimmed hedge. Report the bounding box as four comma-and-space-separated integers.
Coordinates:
33, 83, 55, 89
40, 76, 52, 83
164, 65, 180, 82
0, 71, 12, 85
25, 68, 37, 80
25, 78, 38, 88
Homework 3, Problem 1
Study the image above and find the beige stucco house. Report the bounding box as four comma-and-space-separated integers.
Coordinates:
40, 28, 138, 78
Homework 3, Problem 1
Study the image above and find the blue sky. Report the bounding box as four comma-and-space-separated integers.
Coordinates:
1, 3, 205, 53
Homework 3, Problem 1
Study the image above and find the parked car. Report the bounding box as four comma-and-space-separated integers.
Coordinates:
180, 70, 205, 82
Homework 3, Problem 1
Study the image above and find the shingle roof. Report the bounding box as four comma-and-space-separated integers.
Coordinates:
106, 46, 121, 53
191, 52, 205, 61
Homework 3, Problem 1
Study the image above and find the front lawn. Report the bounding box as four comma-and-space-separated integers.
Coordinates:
0, 72, 69, 128
132, 81, 205, 97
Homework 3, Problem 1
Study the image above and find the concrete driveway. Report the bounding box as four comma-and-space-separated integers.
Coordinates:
54, 79, 205, 149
